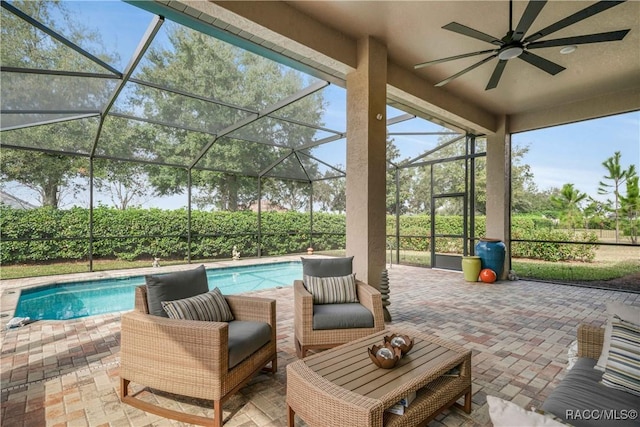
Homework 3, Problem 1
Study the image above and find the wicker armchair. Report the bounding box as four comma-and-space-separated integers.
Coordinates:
120, 285, 277, 427
294, 279, 385, 358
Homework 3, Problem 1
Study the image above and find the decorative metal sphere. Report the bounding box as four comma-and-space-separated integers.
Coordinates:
390, 336, 407, 347
376, 347, 394, 359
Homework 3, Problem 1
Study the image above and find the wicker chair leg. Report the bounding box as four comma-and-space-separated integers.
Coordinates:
214, 399, 222, 427
121, 377, 221, 426
288, 405, 295, 427
120, 378, 130, 399
295, 338, 306, 358
261, 356, 278, 373
452, 385, 473, 414
462, 386, 472, 413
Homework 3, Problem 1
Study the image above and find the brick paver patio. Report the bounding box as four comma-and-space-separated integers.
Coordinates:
2, 258, 638, 426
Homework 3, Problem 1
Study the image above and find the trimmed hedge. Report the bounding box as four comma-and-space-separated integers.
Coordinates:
511, 228, 599, 262
0, 206, 595, 264
0, 206, 346, 263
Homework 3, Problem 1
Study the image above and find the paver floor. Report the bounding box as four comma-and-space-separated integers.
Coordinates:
1, 258, 638, 426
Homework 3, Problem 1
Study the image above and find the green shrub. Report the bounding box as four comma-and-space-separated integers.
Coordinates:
511, 228, 598, 262
0, 207, 599, 265
0, 206, 349, 264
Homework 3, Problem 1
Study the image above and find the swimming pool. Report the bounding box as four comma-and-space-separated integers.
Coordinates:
14, 261, 302, 321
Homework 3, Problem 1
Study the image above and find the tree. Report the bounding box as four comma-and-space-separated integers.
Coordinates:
551, 183, 587, 228
1, 0, 118, 208
313, 174, 346, 213
403, 136, 539, 216
406, 134, 468, 215
263, 179, 310, 212
620, 175, 640, 244
598, 151, 638, 242
524, 187, 561, 218
93, 159, 154, 210
406, 164, 431, 214
132, 24, 325, 211
1, 150, 87, 207
386, 138, 414, 215
582, 197, 609, 229
511, 145, 540, 213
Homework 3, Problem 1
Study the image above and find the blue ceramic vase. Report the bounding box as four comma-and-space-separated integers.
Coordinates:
475, 238, 506, 277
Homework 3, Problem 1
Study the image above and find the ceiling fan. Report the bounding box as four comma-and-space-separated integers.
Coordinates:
414, 0, 631, 90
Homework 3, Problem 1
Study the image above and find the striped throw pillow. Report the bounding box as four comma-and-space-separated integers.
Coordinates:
303, 273, 358, 304
601, 316, 640, 396
162, 287, 234, 322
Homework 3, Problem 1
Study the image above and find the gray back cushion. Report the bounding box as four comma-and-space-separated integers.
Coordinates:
145, 265, 209, 317
301, 256, 353, 278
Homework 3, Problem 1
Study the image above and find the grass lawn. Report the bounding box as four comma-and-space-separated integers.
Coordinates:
511, 259, 640, 282
0, 258, 214, 280
2, 246, 638, 286
322, 248, 638, 284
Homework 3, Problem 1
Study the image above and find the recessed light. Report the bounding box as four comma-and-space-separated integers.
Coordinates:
498, 46, 524, 60
560, 45, 577, 54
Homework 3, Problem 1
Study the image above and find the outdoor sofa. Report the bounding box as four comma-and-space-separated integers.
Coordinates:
540, 322, 639, 427
489, 302, 639, 427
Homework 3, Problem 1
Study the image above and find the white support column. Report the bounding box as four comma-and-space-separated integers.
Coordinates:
345, 36, 387, 288
485, 115, 511, 279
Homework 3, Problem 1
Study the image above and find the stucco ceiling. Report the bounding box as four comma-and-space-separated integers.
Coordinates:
283, 0, 640, 116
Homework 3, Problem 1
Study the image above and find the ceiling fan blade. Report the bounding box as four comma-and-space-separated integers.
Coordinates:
518, 51, 565, 75
513, 0, 547, 42
525, 1, 627, 43
486, 60, 508, 90
435, 54, 497, 87
442, 22, 503, 46
527, 29, 630, 49
414, 49, 497, 69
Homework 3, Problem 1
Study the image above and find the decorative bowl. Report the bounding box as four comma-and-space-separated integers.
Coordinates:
368, 343, 402, 369
384, 334, 414, 356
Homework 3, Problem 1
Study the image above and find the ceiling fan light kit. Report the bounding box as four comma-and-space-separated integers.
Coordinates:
414, 0, 630, 90
498, 46, 524, 60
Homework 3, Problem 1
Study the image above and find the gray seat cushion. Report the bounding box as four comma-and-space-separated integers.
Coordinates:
541, 357, 640, 427
301, 256, 353, 278
145, 265, 209, 317
312, 303, 374, 330
228, 320, 272, 369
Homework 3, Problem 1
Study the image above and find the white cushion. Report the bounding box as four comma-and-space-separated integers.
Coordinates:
567, 340, 578, 370
601, 316, 640, 396
595, 302, 640, 371
487, 396, 566, 427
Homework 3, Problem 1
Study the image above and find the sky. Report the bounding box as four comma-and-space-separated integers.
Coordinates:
4, 0, 640, 209
512, 112, 639, 201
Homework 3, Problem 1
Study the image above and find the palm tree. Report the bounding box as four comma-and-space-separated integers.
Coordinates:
619, 175, 640, 244
551, 183, 587, 229
598, 151, 638, 242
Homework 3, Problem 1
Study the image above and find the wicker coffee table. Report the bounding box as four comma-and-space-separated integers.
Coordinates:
286, 329, 471, 427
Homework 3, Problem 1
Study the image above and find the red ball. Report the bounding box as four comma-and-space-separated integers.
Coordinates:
479, 269, 497, 283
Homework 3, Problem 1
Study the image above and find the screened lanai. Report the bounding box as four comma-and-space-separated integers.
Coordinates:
1, 0, 488, 275
1, 0, 350, 182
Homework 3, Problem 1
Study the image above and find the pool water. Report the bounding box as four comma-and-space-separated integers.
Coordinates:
14, 262, 302, 320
